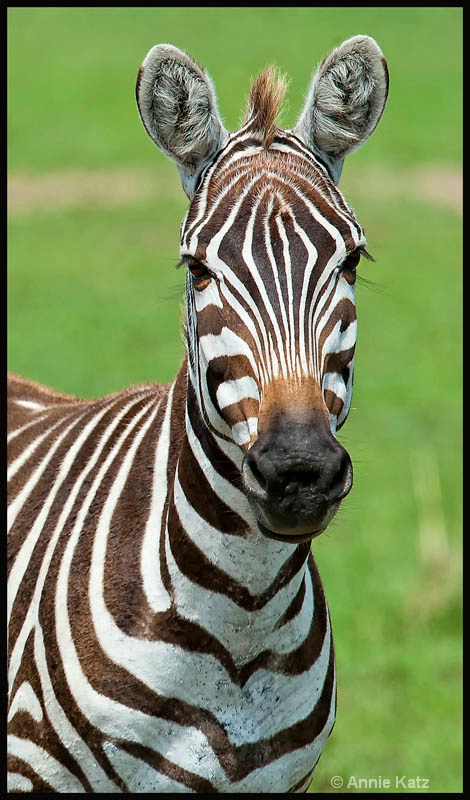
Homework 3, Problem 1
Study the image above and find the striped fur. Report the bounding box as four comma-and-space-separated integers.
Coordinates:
8, 37, 388, 793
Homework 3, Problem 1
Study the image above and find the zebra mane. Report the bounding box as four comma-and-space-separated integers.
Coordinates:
242, 65, 288, 148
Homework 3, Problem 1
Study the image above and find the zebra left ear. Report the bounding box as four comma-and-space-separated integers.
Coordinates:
293, 35, 389, 183
136, 44, 227, 198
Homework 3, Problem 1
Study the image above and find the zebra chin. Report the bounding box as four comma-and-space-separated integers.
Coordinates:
243, 494, 343, 544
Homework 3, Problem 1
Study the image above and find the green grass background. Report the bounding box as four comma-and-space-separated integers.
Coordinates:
8, 7, 462, 793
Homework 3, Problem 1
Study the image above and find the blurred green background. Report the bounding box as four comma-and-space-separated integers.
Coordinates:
8, 7, 462, 794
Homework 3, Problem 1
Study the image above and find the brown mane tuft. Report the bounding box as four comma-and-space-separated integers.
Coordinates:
242, 65, 288, 148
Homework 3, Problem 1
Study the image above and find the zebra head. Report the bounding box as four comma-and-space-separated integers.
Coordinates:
136, 37, 389, 544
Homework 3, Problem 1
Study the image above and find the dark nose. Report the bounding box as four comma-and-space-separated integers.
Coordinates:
241, 418, 353, 539
244, 437, 352, 504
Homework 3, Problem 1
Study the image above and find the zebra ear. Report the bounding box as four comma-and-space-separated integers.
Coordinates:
136, 44, 227, 198
293, 35, 389, 183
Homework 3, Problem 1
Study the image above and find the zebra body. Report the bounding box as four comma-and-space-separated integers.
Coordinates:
8, 36, 388, 792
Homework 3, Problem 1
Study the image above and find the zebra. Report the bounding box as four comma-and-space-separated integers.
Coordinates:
7, 35, 388, 793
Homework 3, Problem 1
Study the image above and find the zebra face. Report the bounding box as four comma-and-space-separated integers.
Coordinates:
181, 139, 364, 542
136, 36, 388, 543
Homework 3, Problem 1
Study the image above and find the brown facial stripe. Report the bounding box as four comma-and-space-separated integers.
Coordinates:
324, 389, 344, 420
323, 347, 355, 388
193, 298, 235, 341
204, 354, 257, 384
194, 145, 362, 247
204, 356, 259, 425
186, 381, 244, 488
212, 172, 342, 289
317, 297, 356, 358
258, 376, 330, 436
220, 398, 259, 431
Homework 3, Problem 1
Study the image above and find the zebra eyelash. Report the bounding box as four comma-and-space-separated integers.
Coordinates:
340, 246, 375, 274
176, 256, 191, 270
177, 255, 208, 273
358, 246, 375, 262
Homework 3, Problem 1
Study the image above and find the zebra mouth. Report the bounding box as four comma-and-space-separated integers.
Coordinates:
242, 452, 341, 544
256, 521, 324, 544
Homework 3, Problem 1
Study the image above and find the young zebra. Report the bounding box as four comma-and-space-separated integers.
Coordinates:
7, 36, 388, 793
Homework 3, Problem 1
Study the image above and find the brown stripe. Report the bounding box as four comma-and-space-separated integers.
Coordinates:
324, 389, 344, 420
213, 396, 260, 431
317, 297, 356, 360
118, 740, 218, 793
66, 573, 234, 765
276, 574, 306, 629
7, 407, 87, 508
8, 629, 95, 791
324, 345, 355, 379
225, 640, 336, 781
176, 438, 248, 536
8, 396, 155, 652
187, 380, 245, 489
102, 398, 169, 637
7, 755, 55, 793
29, 400, 162, 789
238, 554, 329, 685
168, 503, 309, 611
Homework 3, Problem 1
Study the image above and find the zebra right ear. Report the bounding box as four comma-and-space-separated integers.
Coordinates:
293, 35, 389, 183
136, 44, 227, 198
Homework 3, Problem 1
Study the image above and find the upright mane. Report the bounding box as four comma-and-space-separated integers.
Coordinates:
242, 65, 288, 148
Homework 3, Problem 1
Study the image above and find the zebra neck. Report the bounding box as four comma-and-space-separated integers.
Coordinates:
163, 368, 313, 663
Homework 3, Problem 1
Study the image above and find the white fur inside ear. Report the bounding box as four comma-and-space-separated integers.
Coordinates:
136, 44, 226, 194
294, 35, 389, 168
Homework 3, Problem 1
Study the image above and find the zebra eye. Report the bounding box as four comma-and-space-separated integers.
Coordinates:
342, 250, 361, 273
187, 258, 209, 278
341, 245, 375, 272
339, 246, 374, 285
180, 256, 213, 290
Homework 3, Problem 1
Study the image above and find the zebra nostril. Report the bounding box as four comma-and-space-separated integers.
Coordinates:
327, 452, 353, 502
242, 453, 268, 499
249, 458, 267, 491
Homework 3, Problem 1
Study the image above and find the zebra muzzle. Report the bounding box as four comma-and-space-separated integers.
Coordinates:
241, 414, 353, 543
